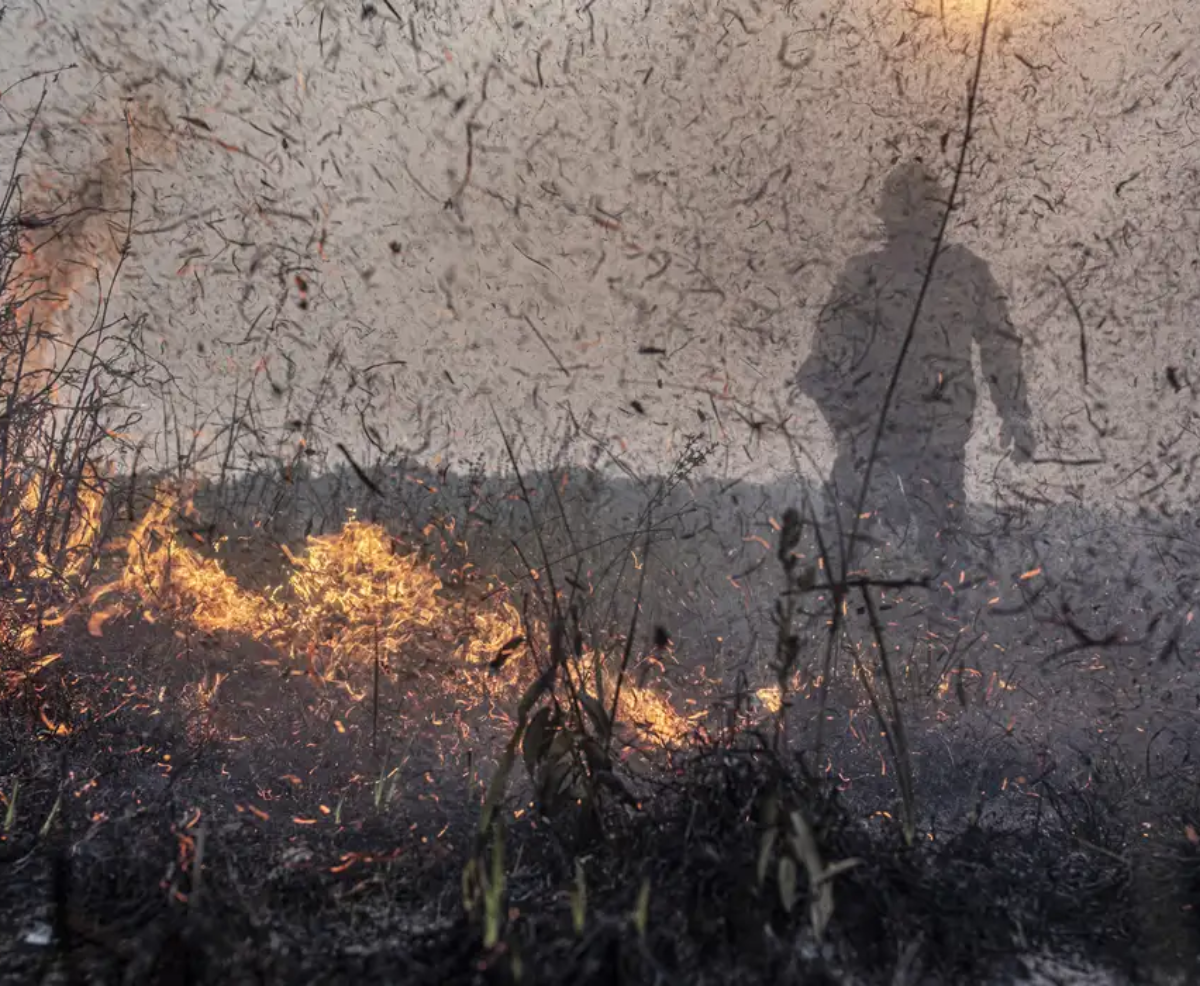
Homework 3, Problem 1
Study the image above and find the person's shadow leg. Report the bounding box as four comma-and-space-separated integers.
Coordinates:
826, 446, 872, 573
826, 442, 916, 574
917, 437, 968, 575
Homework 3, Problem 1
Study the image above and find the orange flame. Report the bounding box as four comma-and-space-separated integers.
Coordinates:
84, 483, 692, 746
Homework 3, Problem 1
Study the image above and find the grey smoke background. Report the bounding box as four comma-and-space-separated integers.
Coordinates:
2, 0, 1197, 514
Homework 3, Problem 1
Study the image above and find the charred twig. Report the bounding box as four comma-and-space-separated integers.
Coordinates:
337, 442, 383, 497
1052, 270, 1090, 387
522, 313, 570, 378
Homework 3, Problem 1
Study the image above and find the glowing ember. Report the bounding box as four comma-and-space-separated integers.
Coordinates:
617, 680, 699, 745
756, 685, 784, 714
570, 655, 697, 747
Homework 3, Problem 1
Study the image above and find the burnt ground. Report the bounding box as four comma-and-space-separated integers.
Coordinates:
0, 608, 1197, 986
2, 467, 1200, 985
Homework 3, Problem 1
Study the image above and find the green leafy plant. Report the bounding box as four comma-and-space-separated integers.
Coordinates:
372, 763, 399, 811
757, 790, 861, 940
462, 815, 507, 950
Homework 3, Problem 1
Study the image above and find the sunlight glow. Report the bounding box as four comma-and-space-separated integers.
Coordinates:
917, 0, 1005, 30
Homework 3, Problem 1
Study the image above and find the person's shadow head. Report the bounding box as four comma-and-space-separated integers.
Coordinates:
878, 159, 947, 244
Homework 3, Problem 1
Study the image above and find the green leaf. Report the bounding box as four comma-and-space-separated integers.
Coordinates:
484, 820, 506, 949
38, 792, 61, 839
522, 706, 554, 776
633, 877, 651, 939
462, 857, 480, 914
818, 857, 863, 884
571, 859, 587, 936
579, 691, 611, 740
811, 882, 834, 941
756, 828, 777, 889
778, 856, 798, 914
788, 809, 823, 877
480, 745, 517, 834
3, 780, 17, 833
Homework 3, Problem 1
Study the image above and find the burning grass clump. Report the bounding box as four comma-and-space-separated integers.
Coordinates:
85, 483, 526, 683
284, 514, 444, 643
97, 483, 280, 636
72, 481, 690, 757
67, 477, 696, 759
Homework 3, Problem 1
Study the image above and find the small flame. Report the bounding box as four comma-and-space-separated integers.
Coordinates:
756, 685, 783, 714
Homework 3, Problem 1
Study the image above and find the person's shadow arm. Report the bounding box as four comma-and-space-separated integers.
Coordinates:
796, 300, 841, 396
796, 264, 876, 434
973, 266, 1036, 462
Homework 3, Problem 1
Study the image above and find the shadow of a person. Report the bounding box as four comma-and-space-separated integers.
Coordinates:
796, 160, 1035, 574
